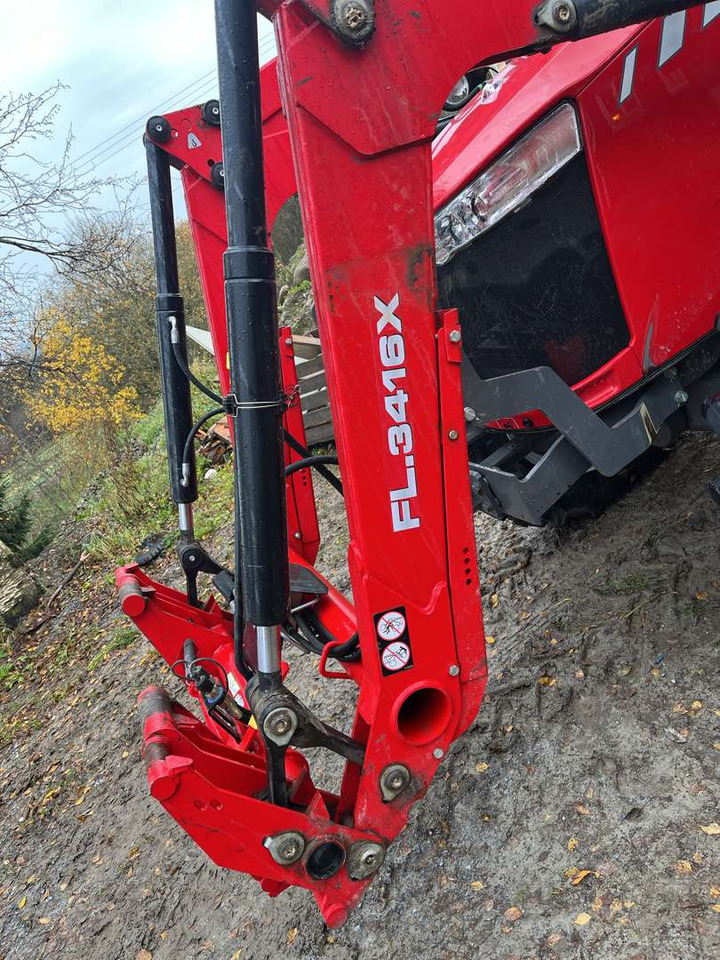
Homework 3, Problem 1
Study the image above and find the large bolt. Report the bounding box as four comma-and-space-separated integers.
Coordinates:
333, 0, 375, 41
464, 407, 476, 423
449, 329, 462, 344
535, 0, 577, 33
347, 841, 386, 880
448, 429, 459, 441
264, 831, 306, 865
263, 707, 297, 745
553, 1, 574, 24
674, 390, 689, 405
379, 763, 410, 802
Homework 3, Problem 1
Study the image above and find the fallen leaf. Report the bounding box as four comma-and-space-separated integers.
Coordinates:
650, 667, 661, 679
691, 700, 703, 710
692, 852, 704, 864
574, 913, 591, 926
159, 932, 168, 941
504, 906, 522, 922
576, 804, 590, 816
624, 900, 635, 909
710, 886, 720, 898
485, 635, 496, 645
675, 860, 693, 875
74, 784, 92, 806
665, 727, 687, 743
568, 837, 579, 851
287, 928, 298, 944
231, 952, 243, 960
712, 904, 720, 914
38, 917, 51, 925
571, 870, 599, 886
700, 823, 720, 836
469, 880, 485, 891
547, 933, 562, 945
539, 676, 557, 687
128, 846, 140, 860
695, 592, 708, 601
564, 867, 579, 879
17, 896, 26, 909
713, 742, 720, 752
136, 951, 152, 960
475, 762, 489, 773
490, 593, 499, 609
591, 896, 604, 912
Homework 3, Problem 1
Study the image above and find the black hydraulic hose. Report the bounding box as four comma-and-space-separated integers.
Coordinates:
283, 432, 343, 496
285, 454, 340, 484
296, 609, 360, 662
171, 337, 223, 405
181, 406, 224, 486
169, 324, 343, 497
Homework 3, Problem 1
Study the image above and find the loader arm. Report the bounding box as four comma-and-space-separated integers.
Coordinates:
120, 0, 707, 926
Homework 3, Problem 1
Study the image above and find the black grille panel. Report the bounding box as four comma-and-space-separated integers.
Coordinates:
437, 154, 629, 386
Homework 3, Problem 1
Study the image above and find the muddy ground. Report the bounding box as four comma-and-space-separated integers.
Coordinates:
1, 433, 718, 960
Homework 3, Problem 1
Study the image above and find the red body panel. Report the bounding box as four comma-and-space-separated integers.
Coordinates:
579, 10, 720, 373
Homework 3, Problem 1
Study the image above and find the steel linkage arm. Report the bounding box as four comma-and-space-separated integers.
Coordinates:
121, 0, 707, 928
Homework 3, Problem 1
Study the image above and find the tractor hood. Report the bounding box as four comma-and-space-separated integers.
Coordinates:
431, 26, 642, 211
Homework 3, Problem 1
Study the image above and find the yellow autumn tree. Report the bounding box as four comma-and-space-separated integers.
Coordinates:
28, 314, 142, 436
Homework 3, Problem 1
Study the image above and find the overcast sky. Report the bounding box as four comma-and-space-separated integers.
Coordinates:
2, 0, 276, 211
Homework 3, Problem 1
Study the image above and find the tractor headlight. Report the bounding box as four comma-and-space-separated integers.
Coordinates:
435, 102, 582, 266
444, 75, 471, 110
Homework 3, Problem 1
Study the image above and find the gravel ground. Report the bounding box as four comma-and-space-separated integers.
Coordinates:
1, 433, 718, 960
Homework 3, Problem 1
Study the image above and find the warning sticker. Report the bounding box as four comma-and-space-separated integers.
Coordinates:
374, 606, 413, 676
227, 671, 247, 708
381, 640, 411, 672
376, 610, 407, 642
187, 132, 202, 149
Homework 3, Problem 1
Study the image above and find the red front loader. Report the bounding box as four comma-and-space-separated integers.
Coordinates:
116, 0, 718, 927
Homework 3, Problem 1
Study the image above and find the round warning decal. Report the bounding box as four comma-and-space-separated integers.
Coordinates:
376, 610, 407, 641
381, 641, 411, 672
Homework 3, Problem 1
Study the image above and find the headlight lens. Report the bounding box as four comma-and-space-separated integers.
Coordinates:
435, 102, 582, 266
444, 75, 471, 110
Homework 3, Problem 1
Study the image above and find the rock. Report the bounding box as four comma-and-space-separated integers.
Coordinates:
0, 540, 41, 626
292, 249, 310, 285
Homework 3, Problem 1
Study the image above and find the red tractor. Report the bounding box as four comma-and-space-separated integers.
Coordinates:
117, 0, 719, 927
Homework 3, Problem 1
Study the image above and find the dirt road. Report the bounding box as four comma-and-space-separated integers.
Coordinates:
1, 433, 718, 960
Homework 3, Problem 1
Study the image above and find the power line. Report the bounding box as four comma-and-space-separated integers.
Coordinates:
73, 79, 219, 177
69, 69, 216, 169
70, 34, 276, 178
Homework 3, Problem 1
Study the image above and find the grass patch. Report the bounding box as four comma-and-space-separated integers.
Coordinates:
599, 571, 660, 597
88, 628, 139, 670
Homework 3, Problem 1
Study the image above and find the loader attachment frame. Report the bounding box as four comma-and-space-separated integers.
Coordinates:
120, 0, 706, 925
